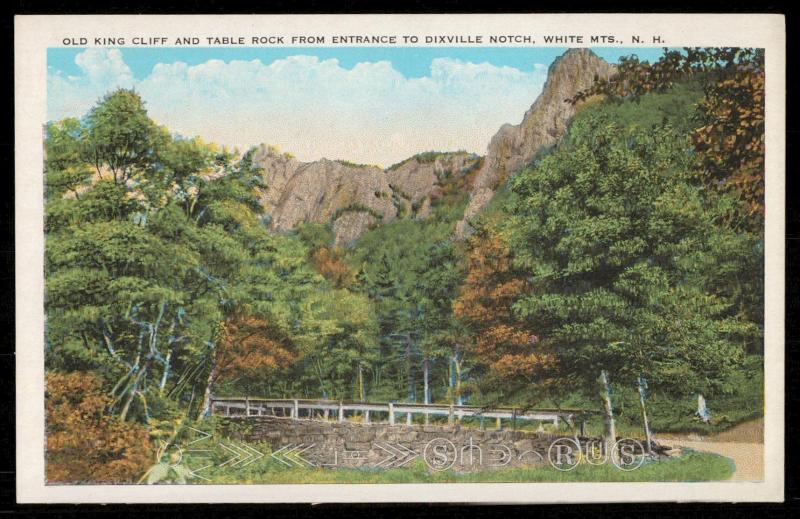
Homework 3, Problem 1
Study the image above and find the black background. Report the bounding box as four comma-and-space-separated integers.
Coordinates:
1, 1, 796, 516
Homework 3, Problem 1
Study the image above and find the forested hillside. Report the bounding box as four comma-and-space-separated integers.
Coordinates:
44, 47, 765, 482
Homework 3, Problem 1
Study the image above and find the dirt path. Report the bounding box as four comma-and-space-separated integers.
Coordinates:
655, 419, 764, 481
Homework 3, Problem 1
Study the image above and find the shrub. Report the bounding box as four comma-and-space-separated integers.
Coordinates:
46, 371, 153, 484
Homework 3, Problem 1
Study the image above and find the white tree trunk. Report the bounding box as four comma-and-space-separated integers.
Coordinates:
200, 356, 217, 418
358, 364, 365, 402
423, 358, 430, 404
598, 370, 617, 454
638, 376, 652, 453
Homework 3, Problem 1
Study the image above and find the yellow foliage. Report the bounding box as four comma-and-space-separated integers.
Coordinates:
46, 371, 153, 484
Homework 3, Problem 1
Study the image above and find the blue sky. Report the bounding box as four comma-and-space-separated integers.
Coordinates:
48, 47, 667, 80
47, 47, 668, 165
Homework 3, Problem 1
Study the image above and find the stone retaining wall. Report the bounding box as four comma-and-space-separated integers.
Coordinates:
221, 416, 650, 472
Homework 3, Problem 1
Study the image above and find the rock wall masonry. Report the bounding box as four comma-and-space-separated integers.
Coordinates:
221, 415, 651, 472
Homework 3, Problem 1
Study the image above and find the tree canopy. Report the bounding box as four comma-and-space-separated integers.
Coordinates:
44, 47, 766, 482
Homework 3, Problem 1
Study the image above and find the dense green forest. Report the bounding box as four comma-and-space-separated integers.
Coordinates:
44, 48, 764, 482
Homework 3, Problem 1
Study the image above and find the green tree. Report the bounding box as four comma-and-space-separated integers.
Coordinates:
414, 240, 466, 404
45, 88, 304, 423
83, 89, 168, 185
359, 247, 420, 401
508, 113, 758, 441
570, 47, 766, 226
45, 118, 92, 200
298, 289, 379, 401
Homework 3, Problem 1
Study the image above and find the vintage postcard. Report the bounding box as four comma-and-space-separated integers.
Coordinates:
15, 14, 785, 503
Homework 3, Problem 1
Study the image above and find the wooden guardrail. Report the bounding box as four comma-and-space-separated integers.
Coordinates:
209, 397, 592, 434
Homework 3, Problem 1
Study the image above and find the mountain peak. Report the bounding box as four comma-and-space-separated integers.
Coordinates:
250, 48, 615, 245
456, 48, 616, 237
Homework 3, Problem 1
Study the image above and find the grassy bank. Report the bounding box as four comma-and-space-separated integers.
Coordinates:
194, 452, 733, 484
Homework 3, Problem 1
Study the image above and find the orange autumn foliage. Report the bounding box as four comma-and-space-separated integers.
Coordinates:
693, 68, 765, 223
454, 227, 557, 383
46, 371, 153, 484
570, 48, 765, 227
310, 246, 355, 288
213, 313, 299, 384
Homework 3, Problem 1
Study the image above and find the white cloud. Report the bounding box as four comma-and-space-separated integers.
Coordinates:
48, 50, 547, 166
48, 49, 135, 120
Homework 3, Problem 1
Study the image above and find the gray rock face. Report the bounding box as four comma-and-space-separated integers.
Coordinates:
252, 146, 395, 239
456, 48, 616, 237
331, 211, 380, 247
386, 152, 479, 219
252, 145, 480, 245
249, 48, 613, 245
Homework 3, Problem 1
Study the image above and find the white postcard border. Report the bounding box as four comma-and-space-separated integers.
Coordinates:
15, 13, 786, 503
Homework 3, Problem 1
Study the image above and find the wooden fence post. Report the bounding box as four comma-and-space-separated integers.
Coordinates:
388, 403, 395, 425
338, 402, 344, 422
293, 399, 299, 420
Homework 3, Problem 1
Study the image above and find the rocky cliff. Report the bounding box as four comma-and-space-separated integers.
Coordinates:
385, 152, 481, 220
251, 146, 480, 245
250, 48, 614, 245
455, 48, 616, 237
